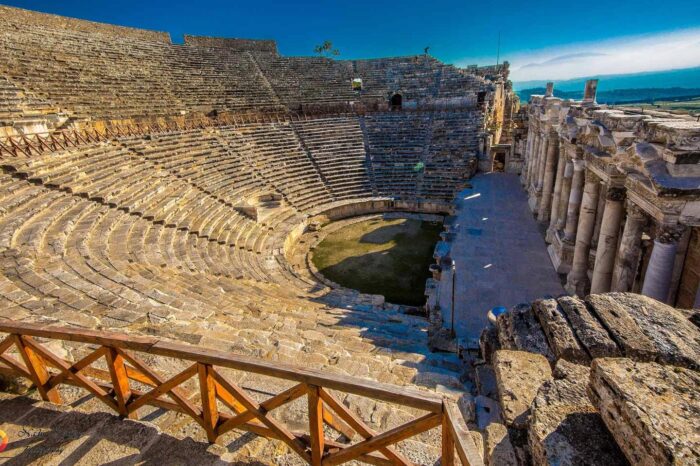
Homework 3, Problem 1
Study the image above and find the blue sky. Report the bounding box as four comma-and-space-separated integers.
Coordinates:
3, 0, 700, 81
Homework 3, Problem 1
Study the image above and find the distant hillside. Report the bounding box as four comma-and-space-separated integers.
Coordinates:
516, 86, 700, 105
512, 67, 700, 93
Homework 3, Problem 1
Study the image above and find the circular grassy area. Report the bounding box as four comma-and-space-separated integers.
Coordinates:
311, 217, 442, 306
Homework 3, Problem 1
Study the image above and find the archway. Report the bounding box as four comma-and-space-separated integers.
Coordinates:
390, 93, 402, 109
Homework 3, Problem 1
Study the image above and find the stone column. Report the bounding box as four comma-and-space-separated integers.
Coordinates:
545, 82, 554, 97
538, 135, 558, 222
563, 159, 585, 242
536, 133, 548, 191
522, 131, 534, 185
547, 150, 567, 233
611, 202, 647, 292
555, 159, 574, 232
591, 183, 608, 249
566, 170, 601, 295
583, 79, 599, 105
641, 224, 686, 302
590, 187, 626, 293
527, 131, 540, 187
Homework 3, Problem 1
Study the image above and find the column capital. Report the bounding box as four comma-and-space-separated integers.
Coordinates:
606, 186, 626, 202
584, 169, 600, 183
625, 201, 647, 220
572, 159, 585, 171
655, 223, 687, 244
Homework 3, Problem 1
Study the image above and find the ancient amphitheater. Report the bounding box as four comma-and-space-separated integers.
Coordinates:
0, 4, 697, 466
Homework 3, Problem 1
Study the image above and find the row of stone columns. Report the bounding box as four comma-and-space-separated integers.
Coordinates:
522, 127, 691, 304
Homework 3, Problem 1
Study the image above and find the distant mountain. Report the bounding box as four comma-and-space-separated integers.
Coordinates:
512, 67, 700, 93
516, 86, 700, 105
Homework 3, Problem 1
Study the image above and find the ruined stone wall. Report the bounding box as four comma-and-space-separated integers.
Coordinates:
184, 35, 278, 54
0, 5, 171, 43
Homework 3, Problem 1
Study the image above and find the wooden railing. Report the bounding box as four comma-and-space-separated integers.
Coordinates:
0, 321, 483, 466
0, 106, 483, 158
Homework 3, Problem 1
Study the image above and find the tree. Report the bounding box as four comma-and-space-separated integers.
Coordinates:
314, 40, 340, 58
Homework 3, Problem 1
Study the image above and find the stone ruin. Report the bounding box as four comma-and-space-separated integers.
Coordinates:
0, 3, 697, 465
476, 292, 699, 465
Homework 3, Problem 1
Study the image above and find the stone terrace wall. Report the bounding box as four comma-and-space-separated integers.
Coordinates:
0, 5, 170, 43
184, 35, 278, 54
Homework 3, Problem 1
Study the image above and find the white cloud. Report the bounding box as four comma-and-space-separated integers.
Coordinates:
459, 28, 700, 81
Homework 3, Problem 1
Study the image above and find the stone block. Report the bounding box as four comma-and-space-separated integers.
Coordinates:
493, 350, 553, 429
585, 294, 658, 360
589, 358, 700, 466
533, 298, 589, 364
479, 325, 501, 363
484, 422, 518, 466
529, 359, 627, 466
496, 304, 555, 362
557, 295, 619, 358
606, 292, 700, 370
475, 363, 498, 399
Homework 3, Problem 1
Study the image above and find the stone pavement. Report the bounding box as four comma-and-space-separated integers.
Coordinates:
438, 172, 564, 345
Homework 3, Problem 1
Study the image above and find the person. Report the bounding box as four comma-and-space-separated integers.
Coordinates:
424, 46, 430, 55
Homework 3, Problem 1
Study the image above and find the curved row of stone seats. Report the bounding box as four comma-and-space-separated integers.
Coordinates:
0, 172, 469, 400
352, 56, 491, 101
252, 53, 358, 108
420, 111, 482, 200
0, 142, 274, 252
0, 17, 283, 120
292, 116, 375, 199
437, 66, 493, 98
0, 76, 58, 124
0, 172, 307, 325
0, 162, 328, 317
352, 56, 441, 100
226, 122, 335, 211
362, 113, 432, 199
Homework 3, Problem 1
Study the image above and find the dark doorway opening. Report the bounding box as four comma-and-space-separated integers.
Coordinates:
493, 152, 506, 172
390, 93, 402, 109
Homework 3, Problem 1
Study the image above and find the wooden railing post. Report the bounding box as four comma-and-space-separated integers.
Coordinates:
308, 384, 324, 465
198, 363, 219, 443
106, 347, 135, 419
441, 409, 455, 466
13, 335, 60, 403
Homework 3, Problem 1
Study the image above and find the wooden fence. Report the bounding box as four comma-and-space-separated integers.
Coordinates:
0, 106, 483, 158
0, 320, 483, 466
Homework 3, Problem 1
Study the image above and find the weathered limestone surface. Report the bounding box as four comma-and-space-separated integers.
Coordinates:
497, 304, 555, 361
493, 350, 553, 429
484, 422, 518, 466
532, 298, 590, 364
557, 295, 620, 358
585, 293, 658, 359
587, 293, 700, 369
589, 358, 700, 466
529, 360, 628, 466
607, 292, 700, 370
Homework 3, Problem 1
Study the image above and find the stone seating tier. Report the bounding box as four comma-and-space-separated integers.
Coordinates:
0, 7, 493, 122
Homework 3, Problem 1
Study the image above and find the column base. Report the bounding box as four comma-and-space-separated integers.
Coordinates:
565, 274, 590, 296
545, 226, 557, 244
546, 230, 574, 274
528, 187, 542, 213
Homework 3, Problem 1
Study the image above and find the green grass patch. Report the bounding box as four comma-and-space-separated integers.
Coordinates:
311, 218, 442, 306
